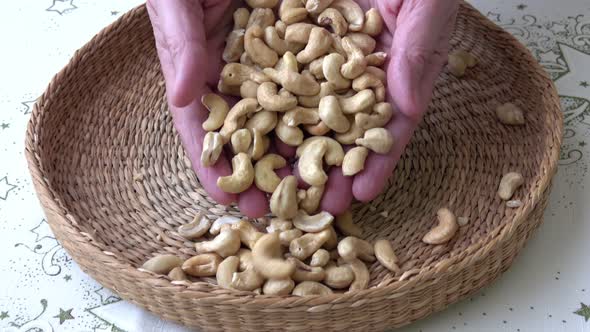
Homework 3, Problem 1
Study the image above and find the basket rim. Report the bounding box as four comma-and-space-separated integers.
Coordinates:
24, 2, 563, 306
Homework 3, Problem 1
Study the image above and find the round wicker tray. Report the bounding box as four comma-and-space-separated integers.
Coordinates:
25, 2, 562, 331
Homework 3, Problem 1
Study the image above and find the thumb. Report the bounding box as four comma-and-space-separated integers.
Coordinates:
147, 0, 208, 107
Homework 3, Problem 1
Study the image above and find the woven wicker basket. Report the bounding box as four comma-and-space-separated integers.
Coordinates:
25, 2, 562, 331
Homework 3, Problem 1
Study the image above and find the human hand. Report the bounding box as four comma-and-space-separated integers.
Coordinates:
319, 0, 459, 215
147, 0, 273, 217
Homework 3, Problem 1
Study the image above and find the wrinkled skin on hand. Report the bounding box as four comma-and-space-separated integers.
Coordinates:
147, 0, 459, 218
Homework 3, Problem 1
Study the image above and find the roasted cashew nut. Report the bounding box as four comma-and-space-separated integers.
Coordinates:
338, 89, 376, 114
496, 102, 525, 125
355, 102, 394, 130
279, 228, 303, 247
233, 8, 250, 30
498, 172, 524, 200
141, 255, 183, 275
334, 209, 362, 237
231, 268, 265, 291
365, 51, 387, 66
341, 36, 367, 79
201, 132, 224, 167
245, 110, 278, 135
355, 127, 394, 154
254, 154, 287, 193
245, 26, 279, 68
365, 65, 386, 83
298, 81, 334, 108
304, 121, 331, 136
239, 80, 259, 99
270, 175, 298, 220
352, 72, 386, 102
337, 236, 375, 262
346, 32, 377, 54
178, 212, 212, 240
297, 139, 328, 186
168, 267, 188, 281
220, 63, 270, 86
323, 261, 354, 289
299, 185, 325, 214
293, 210, 334, 232
292, 281, 333, 296
275, 116, 304, 146
323, 53, 351, 91
317, 8, 348, 36
296, 27, 333, 64
284, 23, 316, 43
304, 0, 334, 14
231, 220, 264, 249
310, 249, 330, 267
245, 0, 279, 8
329, 0, 364, 31
252, 233, 296, 279
182, 253, 223, 277
216, 256, 240, 289
263, 68, 320, 96
266, 218, 293, 233
218, 79, 242, 97
210, 216, 241, 235
202, 94, 230, 132
257, 82, 298, 111
334, 118, 364, 144
248, 128, 269, 161
361, 8, 384, 36
296, 136, 345, 166
195, 228, 241, 258
319, 95, 350, 133
374, 239, 400, 273
263, 278, 295, 295
289, 257, 326, 282
279, 0, 308, 25
307, 56, 325, 80
247, 8, 276, 29
422, 207, 459, 244
289, 228, 332, 260
217, 152, 255, 193
342, 146, 369, 176
223, 29, 246, 63
282, 107, 320, 127
219, 98, 259, 141
264, 26, 305, 55
346, 258, 369, 291
230, 128, 253, 154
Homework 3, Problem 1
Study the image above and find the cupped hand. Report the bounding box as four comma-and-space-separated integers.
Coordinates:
147, 0, 271, 217
320, 0, 459, 215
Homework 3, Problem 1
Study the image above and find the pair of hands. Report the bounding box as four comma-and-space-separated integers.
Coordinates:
147, 0, 459, 218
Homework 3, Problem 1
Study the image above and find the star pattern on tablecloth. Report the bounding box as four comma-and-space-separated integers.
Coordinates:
539, 49, 562, 63
63, 274, 72, 281
21, 99, 36, 115
31, 219, 56, 242
0, 311, 8, 320
46, 0, 77, 15
555, 44, 590, 103
1, 123, 8, 130
0, 176, 17, 200
549, 22, 568, 34
54, 308, 74, 324
581, 81, 589, 88
574, 302, 590, 322
516, 4, 527, 10
111, 11, 119, 16
487, 12, 501, 23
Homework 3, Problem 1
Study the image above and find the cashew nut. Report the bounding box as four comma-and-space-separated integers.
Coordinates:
317, 8, 348, 36
237, 248, 254, 271
282, 107, 320, 126
216, 256, 240, 289
210, 216, 241, 235
285, 23, 316, 43
454, 49, 478, 67
277, 51, 300, 72
252, 233, 296, 279
231, 267, 265, 291
365, 51, 387, 66
178, 212, 211, 240
219, 98, 258, 141
195, 228, 241, 257
346, 258, 369, 291
310, 249, 330, 267
201, 93, 229, 131
233, 8, 250, 30
238, 80, 258, 99
329, 0, 364, 31
279, 229, 303, 246
256, 82, 298, 111
498, 172, 524, 200
447, 52, 467, 77
254, 154, 287, 193
289, 228, 332, 260
304, 0, 334, 14
338, 89, 375, 114
374, 239, 400, 273
337, 236, 375, 262
217, 152, 255, 193
245, 0, 279, 8
307, 56, 325, 80
319, 95, 350, 133
496, 102, 525, 125
334, 118, 364, 144
334, 210, 362, 237
304, 121, 331, 136
264, 26, 305, 56
323, 53, 351, 91
355, 127, 394, 154
247, 8, 276, 29
279, 0, 309, 25
365, 66, 386, 83
289, 257, 326, 282
342, 146, 369, 176
248, 128, 269, 161
329, 33, 347, 57
352, 72, 385, 102
341, 36, 367, 79
422, 207, 459, 244
263, 278, 295, 295
297, 139, 328, 186
275, 20, 287, 37
298, 81, 334, 108
292, 281, 333, 296
245, 110, 278, 135
323, 226, 338, 250
168, 267, 188, 281
270, 176, 299, 220
218, 79, 242, 97
263, 68, 320, 96
299, 185, 325, 214
182, 253, 223, 277
230, 128, 252, 154
296, 27, 333, 64
201, 132, 224, 167
275, 116, 304, 146
220, 63, 270, 86
240, 52, 256, 66
361, 8, 383, 36
323, 261, 354, 288
245, 26, 279, 68
293, 210, 334, 232
141, 255, 183, 274
223, 29, 246, 63
267, 218, 293, 233
231, 220, 264, 249
346, 32, 376, 54
355, 102, 394, 130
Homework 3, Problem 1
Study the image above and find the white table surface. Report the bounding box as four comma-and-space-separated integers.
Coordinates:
1, 0, 590, 331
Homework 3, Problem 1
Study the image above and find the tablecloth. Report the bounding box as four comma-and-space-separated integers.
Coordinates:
1, 0, 590, 331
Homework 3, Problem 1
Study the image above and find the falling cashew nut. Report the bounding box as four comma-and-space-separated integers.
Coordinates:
270, 176, 299, 220
299, 185, 325, 214
216, 256, 240, 289
252, 233, 296, 279
293, 210, 334, 232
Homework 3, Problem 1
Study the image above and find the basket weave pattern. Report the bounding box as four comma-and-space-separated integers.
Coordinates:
25, 3, 562, 331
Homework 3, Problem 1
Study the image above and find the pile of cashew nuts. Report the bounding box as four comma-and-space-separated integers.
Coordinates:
140, 1, 529, 296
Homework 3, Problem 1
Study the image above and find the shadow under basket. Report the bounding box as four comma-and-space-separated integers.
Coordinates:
25, 2, 562, 332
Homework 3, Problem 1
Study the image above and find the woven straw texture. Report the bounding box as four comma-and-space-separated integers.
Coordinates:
25, 2, 562, 332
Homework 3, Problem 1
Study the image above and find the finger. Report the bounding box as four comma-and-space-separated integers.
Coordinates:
148, 0, 208, 107
274, 137, 297, 159
276, 165, 292, 179
202, 0, 233, 35
238, 186, 270, 218
352, 112, 418, 202
320, 167, 353, 215
376, 0, 402, 33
